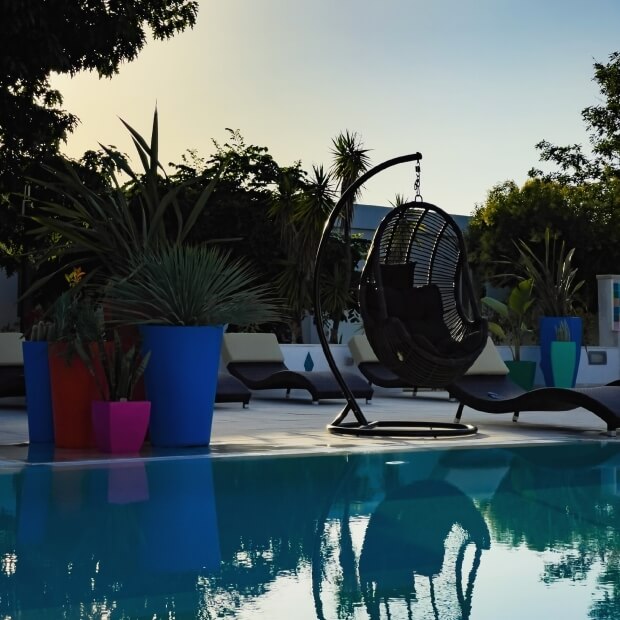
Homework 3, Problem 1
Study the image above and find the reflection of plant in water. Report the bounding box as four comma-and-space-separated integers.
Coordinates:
482, 446, 620, 620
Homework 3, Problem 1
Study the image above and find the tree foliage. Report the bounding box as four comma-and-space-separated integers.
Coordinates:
0, 1, 199, 274
466, 178, 620, 312
530, 51, 620, 183
468, 52, 620, 315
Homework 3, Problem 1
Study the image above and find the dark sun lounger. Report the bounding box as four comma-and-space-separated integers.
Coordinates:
222, 333, 373, 404
348, 335, 413, 389
215, 372, 251, 408
447, 338, 620, 436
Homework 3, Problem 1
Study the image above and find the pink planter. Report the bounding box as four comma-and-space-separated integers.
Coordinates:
91, 400, 151, 454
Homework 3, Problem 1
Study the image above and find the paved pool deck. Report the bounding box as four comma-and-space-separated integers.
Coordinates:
0, 385, 616, 465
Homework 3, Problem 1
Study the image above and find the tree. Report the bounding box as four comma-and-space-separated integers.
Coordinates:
328, 131, 371, 343
466, 177, 620, 314
530, 51, 620, 184
269, 165, 334, 343
0, 1, 199, 274
469, 51, 620, 318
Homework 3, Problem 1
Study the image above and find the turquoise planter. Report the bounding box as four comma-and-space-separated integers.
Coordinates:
539, 317, 582, 387
505, 360, 536, 391
550, 341, 577, 388
140, 325, 224, 447
22, 341, 54, 444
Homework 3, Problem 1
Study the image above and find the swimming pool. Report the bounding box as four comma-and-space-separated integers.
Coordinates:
0, 441, 618, 619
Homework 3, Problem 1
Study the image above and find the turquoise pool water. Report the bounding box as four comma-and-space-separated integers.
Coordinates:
0, 441, 619, 619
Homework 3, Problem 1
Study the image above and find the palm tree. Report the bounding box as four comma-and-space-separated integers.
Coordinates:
269, 165, 334, 342
328, 131, 371, 343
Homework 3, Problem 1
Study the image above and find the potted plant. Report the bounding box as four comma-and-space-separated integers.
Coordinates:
481, 279, 537, 390
77, 330, 151, 454
23, 110, 281, 447
22, 317, 54, 444
103, 244, 281, 447
515, 228, 585, 387
42, 288, 105, 449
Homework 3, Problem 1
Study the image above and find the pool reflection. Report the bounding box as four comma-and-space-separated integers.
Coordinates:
0, 441, 618, 618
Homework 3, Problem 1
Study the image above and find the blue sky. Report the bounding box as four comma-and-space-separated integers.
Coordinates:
51, 0, 620, 215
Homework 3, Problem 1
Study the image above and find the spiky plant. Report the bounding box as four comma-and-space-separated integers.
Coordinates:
103, 244, 282, 327
26, 109, 221, 294
516, 228, 584, 317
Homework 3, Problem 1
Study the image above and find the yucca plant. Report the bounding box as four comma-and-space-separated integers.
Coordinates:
103, 244, 282, 327
26, 109, 221, 294
515, 228, 584, 317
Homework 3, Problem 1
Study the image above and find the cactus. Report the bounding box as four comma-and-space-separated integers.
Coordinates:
554, 320, 571, 342
28, 320, 57, 341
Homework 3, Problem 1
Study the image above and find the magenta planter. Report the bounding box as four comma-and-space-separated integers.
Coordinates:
91, 400, 151, 454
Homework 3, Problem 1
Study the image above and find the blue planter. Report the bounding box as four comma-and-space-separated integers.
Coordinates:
140, 325, 224, 447
539, 317, 582, 387
22, 341, 54, 444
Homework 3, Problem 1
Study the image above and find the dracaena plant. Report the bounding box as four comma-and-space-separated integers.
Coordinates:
514, 228, 584, 317
26, 108, 221, 295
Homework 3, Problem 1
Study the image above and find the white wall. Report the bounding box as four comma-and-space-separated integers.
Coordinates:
0, 272, 18, 330
279, 343, 619, 388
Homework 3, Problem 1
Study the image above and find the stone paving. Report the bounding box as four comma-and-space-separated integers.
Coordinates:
0, 386, 616, 465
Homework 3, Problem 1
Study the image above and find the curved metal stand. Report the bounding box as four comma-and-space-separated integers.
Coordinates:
313, 152, 477, 438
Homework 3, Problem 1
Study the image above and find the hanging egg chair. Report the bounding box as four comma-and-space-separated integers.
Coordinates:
313, 153, 487, 437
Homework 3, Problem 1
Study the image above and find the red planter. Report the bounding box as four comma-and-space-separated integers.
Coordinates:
48, 343, 100, 449
91, 400, 151, 454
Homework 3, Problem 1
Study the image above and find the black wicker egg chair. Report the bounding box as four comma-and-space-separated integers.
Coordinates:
313, 153, 487, 438
360, 200, 488, 388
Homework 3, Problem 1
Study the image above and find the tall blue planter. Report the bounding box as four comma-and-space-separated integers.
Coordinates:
140, 325, 224, 447
539, 317, 582, 387
22, 341, 54, 444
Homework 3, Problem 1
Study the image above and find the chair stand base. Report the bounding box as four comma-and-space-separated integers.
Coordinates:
327, 420, 478, 438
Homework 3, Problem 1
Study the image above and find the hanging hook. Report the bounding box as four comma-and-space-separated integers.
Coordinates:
414, 162, 423, 201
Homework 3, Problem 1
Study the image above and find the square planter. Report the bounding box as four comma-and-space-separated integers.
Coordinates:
91, 400, 151, 454
505, 360, 536, 391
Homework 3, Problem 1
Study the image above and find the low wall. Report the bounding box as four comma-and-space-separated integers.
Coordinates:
280, 343, 620, 388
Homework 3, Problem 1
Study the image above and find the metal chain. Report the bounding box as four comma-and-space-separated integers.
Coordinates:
414, 162, 422, 201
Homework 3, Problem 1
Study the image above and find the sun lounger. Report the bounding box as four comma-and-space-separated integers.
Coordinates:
447, 337, 620, 435
348, 335, 414, 389
0, 333, 25, 398
215, 372, 251, 408
222, 333, 373, 404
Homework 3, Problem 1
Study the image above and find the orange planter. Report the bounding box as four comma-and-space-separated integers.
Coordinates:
48, 343, 101, 449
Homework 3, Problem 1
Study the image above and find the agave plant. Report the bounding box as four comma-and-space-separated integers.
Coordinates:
515, 228, 584, 317
103, 244, 282, 327
26, 109, 221, 294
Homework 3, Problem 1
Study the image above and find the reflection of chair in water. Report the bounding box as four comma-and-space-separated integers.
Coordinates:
358, 479, 490, 620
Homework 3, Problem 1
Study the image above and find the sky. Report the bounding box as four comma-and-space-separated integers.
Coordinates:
50, 0, 620, 216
